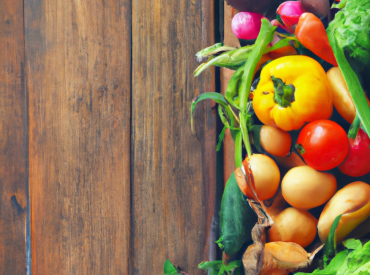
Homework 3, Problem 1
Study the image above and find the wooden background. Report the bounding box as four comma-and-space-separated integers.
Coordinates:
0, 0, 220, 274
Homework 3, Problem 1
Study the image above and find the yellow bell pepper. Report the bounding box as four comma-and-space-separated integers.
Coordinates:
253, 55, 333, 131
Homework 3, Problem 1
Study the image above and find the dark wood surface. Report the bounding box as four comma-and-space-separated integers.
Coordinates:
24, 0, 132, 274
131, 0, 216, 274
0, 1, 28, 274
0, 0, 217, 273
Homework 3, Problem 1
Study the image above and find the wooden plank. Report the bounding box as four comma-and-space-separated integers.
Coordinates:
221, 3, 240, 184
0, 1, 28, 274
24, 0, 132, 274
131, 0, 217, 274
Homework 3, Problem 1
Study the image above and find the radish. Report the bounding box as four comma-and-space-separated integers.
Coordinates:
277, 1, 306, 29
231, 12, 265, 41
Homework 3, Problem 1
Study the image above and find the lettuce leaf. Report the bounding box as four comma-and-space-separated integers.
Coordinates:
296, 239, 370, 275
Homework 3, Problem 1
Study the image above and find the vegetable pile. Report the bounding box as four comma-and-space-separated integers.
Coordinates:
189, 0, 370, 274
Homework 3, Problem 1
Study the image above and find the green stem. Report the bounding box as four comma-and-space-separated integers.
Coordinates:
272, 76, 295, 107
348, 113, 361, 139
327, 27, 370, 138
239, 19, 277, 158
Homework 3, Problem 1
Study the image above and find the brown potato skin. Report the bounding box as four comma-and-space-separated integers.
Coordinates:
281, 166, 337, 209
260, 125, 292, 156
318, 181, 370, 243
244, 154, 280, 201
269, 207, 318, 248
327, 67, 356, 123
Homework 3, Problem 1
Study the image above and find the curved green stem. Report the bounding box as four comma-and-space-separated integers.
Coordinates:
240, 113, 252, 158
327, 27, 370, 138
348, 113, 361, 139
238, 19, 276, 159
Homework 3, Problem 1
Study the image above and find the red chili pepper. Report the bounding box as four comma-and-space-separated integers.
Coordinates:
295, 13, 338, 67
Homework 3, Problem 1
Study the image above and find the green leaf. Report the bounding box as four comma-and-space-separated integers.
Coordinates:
324, 214, 342, 262
163, 259, 178, 274
337, 239, 370, 274
217, 172, 257, 256
327, 13, 370, 138
295, 250, 349, 275
216, 126, 227, 152
198, 261, 223, 271
191, 92, 237, 135
225, 65, 244, 110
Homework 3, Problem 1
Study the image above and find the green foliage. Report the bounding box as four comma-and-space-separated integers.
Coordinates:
198, 260, 242, 275
329, 0, 370, 70
296, 239, 370, 275
217, 172, 257, 257
163, 259, 180, 275
324, 214, 343, 264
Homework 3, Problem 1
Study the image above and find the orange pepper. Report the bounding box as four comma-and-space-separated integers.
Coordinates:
295, 13, 338, 67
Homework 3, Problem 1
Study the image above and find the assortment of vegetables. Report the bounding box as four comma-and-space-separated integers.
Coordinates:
163, 0, 370, 274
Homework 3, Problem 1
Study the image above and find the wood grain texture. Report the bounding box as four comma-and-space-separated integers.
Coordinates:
221, 3, 239, 185
131, 0, 217, 274
24, 0, 131, 274
0, 1, 28, 274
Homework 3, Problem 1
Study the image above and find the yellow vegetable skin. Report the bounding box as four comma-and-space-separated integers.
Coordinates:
269, 207, 317, 248
318, 181, 370, 244
281, 166, 337, 210
259, 125, 292, 156
253, 55, 333, 131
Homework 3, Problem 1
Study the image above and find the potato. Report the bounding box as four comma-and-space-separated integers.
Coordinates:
281, 166, 336, 209
318, 181, 370, 243
238, 154, 280, 201
269, 207, 317, 248
260, 125, 292, 156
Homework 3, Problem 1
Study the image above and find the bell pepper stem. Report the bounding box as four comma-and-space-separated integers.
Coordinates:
272, 76, 295, 107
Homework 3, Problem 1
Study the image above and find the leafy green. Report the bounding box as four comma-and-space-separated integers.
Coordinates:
329, 0, 370, 70
190, 92, 238, 135
198, 260, 242, 275
295, 250, 349, 275
296, 239, 370, 275
327, 1, 370, 137
217, 172, 257, 257
163, 259, 180, 275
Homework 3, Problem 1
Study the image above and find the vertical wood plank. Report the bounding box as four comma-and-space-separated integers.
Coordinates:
24, 0, 131, 274
131, 0, 217, 274
0, 1, 28, 274
221, 3, 239, 184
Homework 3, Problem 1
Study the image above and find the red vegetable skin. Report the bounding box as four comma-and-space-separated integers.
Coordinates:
277, 1, 306, 28
295, 13, 338, 67
339, 129, 370, 177
231, 12, 265, 40
296, 120, 349, 171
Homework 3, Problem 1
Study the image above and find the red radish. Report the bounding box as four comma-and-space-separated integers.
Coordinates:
339, 129, 370, 177
277, 1, 306, 29
231, 12, 265, 40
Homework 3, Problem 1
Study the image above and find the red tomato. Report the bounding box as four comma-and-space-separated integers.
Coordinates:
296, 120, 349, 171
339, 129, 370, 177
